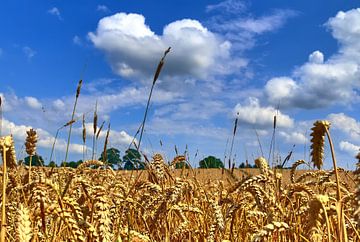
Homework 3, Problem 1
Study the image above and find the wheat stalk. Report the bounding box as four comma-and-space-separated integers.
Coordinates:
64, 79, 82, 163
137, 47, 171, 151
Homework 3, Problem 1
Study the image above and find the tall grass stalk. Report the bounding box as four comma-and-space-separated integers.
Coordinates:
228, 114, 238, 169
102, 123, 111, 164
0, 144, 6, 242
64, 80, 82, 164
268, 115, 277, 166
82, 114, 86, 162
324, 127, 347, 241
49, 119, 75, 165
0, 96, 2, 137
92, 101, 98, 161
137, 47, 171, 151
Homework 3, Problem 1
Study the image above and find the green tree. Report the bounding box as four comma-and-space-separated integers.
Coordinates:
67, 161, 78, 168
175, 161, 189, 169
24, 155, 44, 167
199, 156, 224, 168
239, 162, 245, 168
99, 148, 122, 169
123, 148, 144, 170
76, 160, 83, 167
48, 161, 57, 167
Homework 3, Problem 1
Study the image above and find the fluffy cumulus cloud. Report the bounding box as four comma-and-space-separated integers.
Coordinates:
233, 97, 294, 128
25, 96, 42, 109
1, 118, 84, 154
265, 9, 360, 109
339, 141, 360, 156
88, 13, 233, 83
327, 113, 360, 139
75, 123, 136, 148
279, 131, 306, 145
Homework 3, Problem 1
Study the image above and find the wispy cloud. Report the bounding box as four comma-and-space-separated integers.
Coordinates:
22, 46, 36, 60
72, 35, 82, 45
97, 5, 110, 13
206, 0, 247, 14
48, 7, 62, 20
208, 9, 298, 51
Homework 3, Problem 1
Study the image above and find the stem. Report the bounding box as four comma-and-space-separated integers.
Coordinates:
64, 100, 78, 163
137, 47, 171, 152
1, 145, 7, 242
92, 134, 96, 161
49, 128, 61, 165
64, 80, 82, 163
324, 127, 347, 242
321, 203, 332, 242
137, 83, 155, 151
29, 155, 33, 184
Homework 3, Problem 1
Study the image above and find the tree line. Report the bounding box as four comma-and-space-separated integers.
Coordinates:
21, 147, 267, 169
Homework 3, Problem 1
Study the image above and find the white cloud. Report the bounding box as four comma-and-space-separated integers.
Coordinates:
76, 86, 182, 115
1, 118, 85, 154
23, 46, 36, 59
309, 50, 324, 64
206, 0, 246, 14
52, 99, 65, 111
208, 9, 297, 51
48, 7, 62, 20
148, 116, 228, 139
265, 77, 298, 106
73, 122, 136, 149
233, 97, 294, 128
24, 96, 42, 109
88, 13, 233, 83
154, 100, 228, 120
339, 141, 360, 156
97, 5, 110, 13
327, 113, 360, 139
279, 131, 306, 144
265, 9, 360, 109
73, 35, 82, 45
228, 10, 297, 34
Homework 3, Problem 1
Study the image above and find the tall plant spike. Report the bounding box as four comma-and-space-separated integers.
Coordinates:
25, 128, 37, 183
0, 136, 17, 169
64, 79, 82, 163
92, 101, 98, 161
137, 47, 171, 151
310, 120, 330, 169
82, 113, 86, 161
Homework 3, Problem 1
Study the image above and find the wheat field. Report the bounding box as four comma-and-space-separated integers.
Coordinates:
0, 123, 360, 242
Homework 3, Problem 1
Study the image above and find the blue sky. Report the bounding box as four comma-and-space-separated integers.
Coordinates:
1, 0, 360, 169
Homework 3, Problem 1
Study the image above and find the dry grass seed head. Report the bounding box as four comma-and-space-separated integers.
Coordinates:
310, 120, 330, 169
